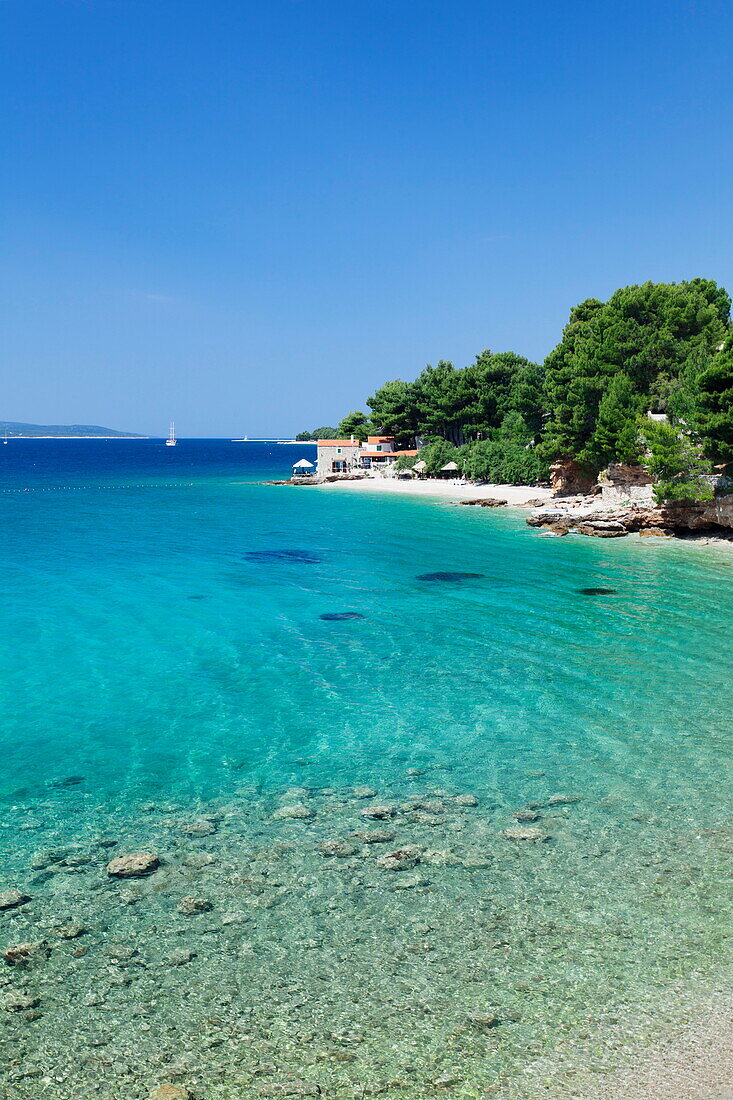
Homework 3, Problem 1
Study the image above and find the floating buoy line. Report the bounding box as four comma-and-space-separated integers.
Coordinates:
0, 483, 195, 493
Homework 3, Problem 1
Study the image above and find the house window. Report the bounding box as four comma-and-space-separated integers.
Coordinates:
337, 448, 341, 454
376, 445, 382, 451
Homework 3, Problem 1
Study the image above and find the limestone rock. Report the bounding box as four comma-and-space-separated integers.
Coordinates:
106, 852, 159, 878
177, 896, 213, 915
167, 949, 196, 966
359, 804, 396, 820
54, 922, 86, 940
454, 794, 478, 806
466, 1011, 498, 1029
273, 803, 314, 821
148, 1086, 192, 1100
513, 809, 539, 822
3, 941, 51, 967
0, 889, 30, 910
4, 992, 40, 1012
352, 786, 376, 799
376, 845, 423, 871
351, 829, 396, 844
181, 819, 217, 837
318, 840, 358, 858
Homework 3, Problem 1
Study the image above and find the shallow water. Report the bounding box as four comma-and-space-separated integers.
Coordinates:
1, 440, 731, 1098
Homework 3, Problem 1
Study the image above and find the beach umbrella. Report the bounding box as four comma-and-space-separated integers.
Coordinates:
440, 461, 459, 471
412, 460, 427, 472
293, 458, 314, 469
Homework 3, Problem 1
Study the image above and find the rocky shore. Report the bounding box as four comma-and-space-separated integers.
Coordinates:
525, 494, 733, 540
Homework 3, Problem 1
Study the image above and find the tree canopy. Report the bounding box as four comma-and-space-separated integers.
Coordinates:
330, 278, 733, 497
542, 279, 731, 470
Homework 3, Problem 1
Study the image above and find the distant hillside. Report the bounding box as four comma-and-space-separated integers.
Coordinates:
0, 421, 146, 438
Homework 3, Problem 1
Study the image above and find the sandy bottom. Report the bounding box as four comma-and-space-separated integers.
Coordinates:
571, 999, 733, 1099
317, 477, 552, 505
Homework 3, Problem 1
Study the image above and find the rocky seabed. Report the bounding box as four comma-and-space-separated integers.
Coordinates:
1, 773, 732, 1100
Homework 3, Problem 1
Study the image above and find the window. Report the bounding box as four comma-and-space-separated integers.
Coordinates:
376, 445, 382, 451
337, 448, 341, 453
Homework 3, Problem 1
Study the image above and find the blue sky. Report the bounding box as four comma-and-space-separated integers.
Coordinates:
3, 0, 732, 436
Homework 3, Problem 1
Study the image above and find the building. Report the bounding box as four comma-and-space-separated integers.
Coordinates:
316, 436, 418, 476
316, 439, 364, 476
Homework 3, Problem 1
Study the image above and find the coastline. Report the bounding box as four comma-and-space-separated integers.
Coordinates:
315, 475, 552, 506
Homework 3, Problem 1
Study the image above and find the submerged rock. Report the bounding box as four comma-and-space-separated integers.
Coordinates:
416, 571, 485, 582
318, 840, 359, 858
352, 829, 396, 844
432, 1072, 464, 1087
513, 809, 540, 822
181, 819, 217, 837
0, 889, 30, 911
3, 941, 51, 967
376, 845, 423, 871
54, 922, 86, 940
48, 775, 85, 788
177, 896, 213, 915
577, 587, 618, 596
319, 612, 365, 621
148, 1086, 192, 1100
547, 794, 581, 806
501, 825, 548, 842
167, 949, 196, 966
3, 992, 40, 1012
273, 803, 314, 821
352, 786, 376, 799
466, 1010, 499, 1029
454, 793, 478, 806
359, 804, 396, 820
106, 852, 160, 877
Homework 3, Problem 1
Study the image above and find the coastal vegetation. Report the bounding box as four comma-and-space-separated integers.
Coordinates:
314, 280, 733, 499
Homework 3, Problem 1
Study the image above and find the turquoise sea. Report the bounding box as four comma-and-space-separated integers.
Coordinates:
1, 439, 732, 1099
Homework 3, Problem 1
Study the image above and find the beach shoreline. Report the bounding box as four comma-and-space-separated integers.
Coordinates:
315, 475, 553, 506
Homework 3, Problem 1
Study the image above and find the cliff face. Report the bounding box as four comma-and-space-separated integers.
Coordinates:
527, 495, 733, 538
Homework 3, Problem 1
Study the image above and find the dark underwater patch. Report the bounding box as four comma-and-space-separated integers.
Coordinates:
48, 776, 85, 789
577, 587, 618, 596
417, 571, 486, 582
245, 550, 322, 564
187, 594, 208, 600
319, 612, 366, 621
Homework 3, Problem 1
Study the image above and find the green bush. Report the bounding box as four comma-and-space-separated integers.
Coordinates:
641, 420, 714, 503
460, 439, 549, 484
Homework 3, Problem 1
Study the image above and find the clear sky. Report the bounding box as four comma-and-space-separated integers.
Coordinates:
3, 0, 732, 436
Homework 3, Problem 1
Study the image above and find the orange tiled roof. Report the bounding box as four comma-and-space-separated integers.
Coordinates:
366, 435, 395, 444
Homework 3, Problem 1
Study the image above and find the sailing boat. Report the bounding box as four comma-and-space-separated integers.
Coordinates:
2, 430, 8, 445
165, 421, 177, 447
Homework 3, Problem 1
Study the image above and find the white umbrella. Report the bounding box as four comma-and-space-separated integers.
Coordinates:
412, 459, 427, 471
440, 461, 459, 471
293, 458, 314, 469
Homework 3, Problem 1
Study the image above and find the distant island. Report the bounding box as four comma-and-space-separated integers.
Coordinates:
0, 421, 146, 439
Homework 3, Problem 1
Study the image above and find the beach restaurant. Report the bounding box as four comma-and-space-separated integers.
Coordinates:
316, 435, 418, 476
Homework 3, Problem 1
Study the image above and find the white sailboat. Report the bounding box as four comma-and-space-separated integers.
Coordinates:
2, 430, 8, 445
165, 421, 177, 447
